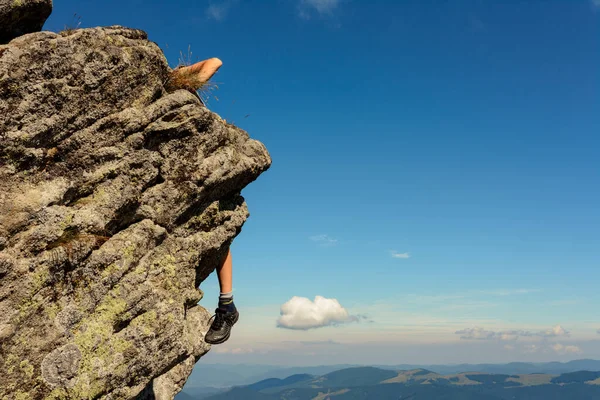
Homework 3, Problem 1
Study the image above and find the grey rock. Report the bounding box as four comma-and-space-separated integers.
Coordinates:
0, 323, 15, 340
41, 343, 81, 388
0, 24, 271, 400
55, 304, 84, 334
0, 0, 53, 44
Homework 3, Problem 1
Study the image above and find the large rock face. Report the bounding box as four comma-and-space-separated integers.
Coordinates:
0, 0, 53, 44
0, 21, 270, 400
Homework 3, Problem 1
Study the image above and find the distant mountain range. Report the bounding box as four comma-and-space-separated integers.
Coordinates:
181, 359, 600, 389
378, 359, 600, 376
178, 365, 600, 399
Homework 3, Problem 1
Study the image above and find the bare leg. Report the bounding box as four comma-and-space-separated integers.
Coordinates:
217, 248, 233, 294
187, 58, 223, 85
170, 57, 223, 89
205, 248, 238, 345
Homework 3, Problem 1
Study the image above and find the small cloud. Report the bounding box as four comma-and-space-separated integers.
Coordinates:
213, 347, 255, 354
298, 0, 340, 19
503, 330, 535, 338
456, 325, 570, 341
353, 313, 374, 323
498, 332, 520, 342
206, 4, 227, 21
299, 339, 341, 345
303, 0, 340, 14
310, 234, 338, 247
206, 1, 236, 21
552, 343, 582, 355
504, 344, 515, 351
455, 327, 497, 340
565, 345, 582, 354
277, 296, 357, 330
551, 343, 563, 352
542, 325, 570, 338
592, 0, 600, 9
524, 344, 540, 354
391, 251, 410, 259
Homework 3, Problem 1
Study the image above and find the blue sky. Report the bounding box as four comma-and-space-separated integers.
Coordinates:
44, 0, 600, 365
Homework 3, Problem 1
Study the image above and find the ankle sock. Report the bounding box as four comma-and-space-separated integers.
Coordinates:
218, 292, 236, 312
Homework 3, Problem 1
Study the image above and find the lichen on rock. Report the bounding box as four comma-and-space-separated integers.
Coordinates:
0, 5, 271, 399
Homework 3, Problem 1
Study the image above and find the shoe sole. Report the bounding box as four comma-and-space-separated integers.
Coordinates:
205, 312, 239, 345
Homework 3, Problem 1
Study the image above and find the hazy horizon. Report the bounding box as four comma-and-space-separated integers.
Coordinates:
198, 337, 600, 366
195, 357, 600, 368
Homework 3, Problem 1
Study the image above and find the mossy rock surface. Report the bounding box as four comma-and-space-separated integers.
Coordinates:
0, 14, 271, 400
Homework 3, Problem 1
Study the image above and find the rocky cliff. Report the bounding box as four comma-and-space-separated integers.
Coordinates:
0, 1, 271, 399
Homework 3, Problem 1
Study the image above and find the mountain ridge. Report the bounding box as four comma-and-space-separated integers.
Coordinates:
179, 364, 600, 400
182, 359, 600, 389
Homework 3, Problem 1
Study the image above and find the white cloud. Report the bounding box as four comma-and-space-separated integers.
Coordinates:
524, 344, 540, 354
213, 347, 255, 354
296, 339, 341, 345
542, 325, 570, 338
565, 345, 582, 354
551, 343, 563, 352
456, 324, 570, 341
391, 251, 410, 259
277, 296, 358, 330
498, 332, 520, 341
298, 0, 340, 19
206, 1, 236, 21
302, 0, 340, 14
456, 327, 497, 340
455, 324, 581, 357
552, 343, 582, 355
309, 234, 338, 246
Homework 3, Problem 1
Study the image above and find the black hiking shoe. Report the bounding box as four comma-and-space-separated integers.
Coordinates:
205, 308, 239, 345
